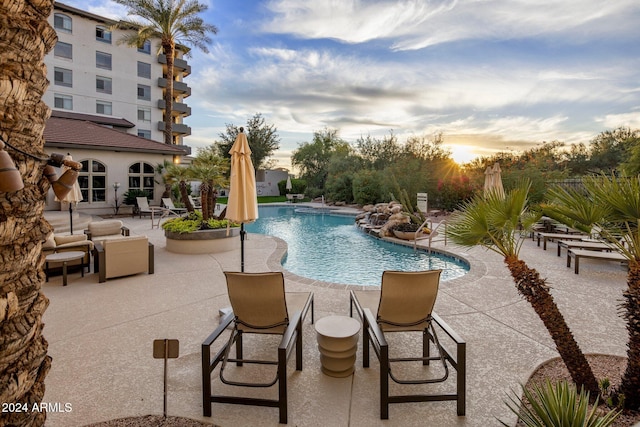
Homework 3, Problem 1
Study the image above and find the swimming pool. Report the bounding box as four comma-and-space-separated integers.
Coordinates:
244, 205, 468, 286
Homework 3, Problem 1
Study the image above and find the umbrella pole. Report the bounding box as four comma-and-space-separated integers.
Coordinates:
69, 203, 74, 235
240, 224, 245, 272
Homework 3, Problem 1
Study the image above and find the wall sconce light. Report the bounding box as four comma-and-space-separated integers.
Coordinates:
0, 136, 82, 199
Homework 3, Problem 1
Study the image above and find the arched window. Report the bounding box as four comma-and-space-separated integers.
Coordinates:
128, 161, 155, 199
54, 13, 72, 33
78, 159, 106, 203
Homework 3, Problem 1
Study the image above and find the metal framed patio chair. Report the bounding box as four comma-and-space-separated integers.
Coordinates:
202, 272, 314, 424
350, 270, 466, 419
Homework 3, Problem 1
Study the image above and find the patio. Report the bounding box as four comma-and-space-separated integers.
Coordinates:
41, 209, 629, 426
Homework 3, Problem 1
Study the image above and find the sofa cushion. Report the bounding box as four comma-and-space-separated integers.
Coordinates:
43, 233, 56, 249
89, 220, 123, 237
55, 234, 88, 245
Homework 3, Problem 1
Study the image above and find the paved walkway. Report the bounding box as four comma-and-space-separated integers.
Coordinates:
41, 208, 629, 426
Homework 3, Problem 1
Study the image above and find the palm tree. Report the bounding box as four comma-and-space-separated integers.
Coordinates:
155, 159, 174, 198
163, 163, 193, 212
189, 151, 229, 221
0, 1, 57, 426
545, 175, 640, 408
446, 183, 599, 394
113, 0, 217, 145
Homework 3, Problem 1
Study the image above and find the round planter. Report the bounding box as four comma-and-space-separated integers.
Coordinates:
165, 227, 240, 254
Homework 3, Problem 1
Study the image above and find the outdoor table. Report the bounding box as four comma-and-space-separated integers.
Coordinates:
315, 315, 360, 377
45, 250, 86, 286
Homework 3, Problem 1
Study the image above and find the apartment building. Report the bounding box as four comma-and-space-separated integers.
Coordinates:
43, 1, 192, 147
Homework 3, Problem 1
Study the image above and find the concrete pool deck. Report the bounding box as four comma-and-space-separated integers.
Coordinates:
41, 206, 630, 426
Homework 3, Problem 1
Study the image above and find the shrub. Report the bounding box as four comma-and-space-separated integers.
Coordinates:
501, 380, 621, 427
162, 211, 238, 233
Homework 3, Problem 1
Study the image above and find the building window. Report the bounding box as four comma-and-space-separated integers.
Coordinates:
96, 76, 112, 94
95, 25, 112, 43
138, 129, 151, 139
137, 84, 151, 100
137, 107, 151, 122
96, 51, 112, 70
54, 41, 72, 59
137, 61, 151, 79
128, 161, 155, 199
78, 159, 106, 202
54, 67, 72, 87
138, 40, 151, 54
96, 100, 112, 115
54, 13, 72, 33
54, 93, 72, 110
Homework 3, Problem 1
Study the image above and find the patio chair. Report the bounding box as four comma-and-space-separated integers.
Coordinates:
161, 197, 187, 214
202, 272, 314, 424
350, 270, 466, 419
137, 196, 179, 228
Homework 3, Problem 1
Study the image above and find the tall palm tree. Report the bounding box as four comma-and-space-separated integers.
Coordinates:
545, 175, 640, 409
0, 1, 57, 426
446, 183, 599, 394
113, 0, 217, 145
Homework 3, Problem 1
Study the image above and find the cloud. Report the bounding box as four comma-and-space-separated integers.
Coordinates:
262, 0, 640, 50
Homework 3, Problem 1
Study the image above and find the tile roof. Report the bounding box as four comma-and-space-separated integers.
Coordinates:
50, 110, 135, 128
44, 116, 187, 155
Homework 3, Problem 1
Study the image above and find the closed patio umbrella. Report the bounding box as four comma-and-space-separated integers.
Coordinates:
491, 163, 505, 198
483, 165, 494, 195
55, 154, 83, 234
286, 175, 292, 192
226, 128, 259, 272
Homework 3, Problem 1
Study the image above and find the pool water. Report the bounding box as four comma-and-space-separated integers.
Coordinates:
245, 206, 468, 286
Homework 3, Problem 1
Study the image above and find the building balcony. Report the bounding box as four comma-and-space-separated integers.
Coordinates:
157, 54, 191, 77
157, 121, 191, 136
157, 100, 191, 117
157, 78, 191, 97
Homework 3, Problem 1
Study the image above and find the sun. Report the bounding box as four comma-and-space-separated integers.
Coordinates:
448, 145, 479, 165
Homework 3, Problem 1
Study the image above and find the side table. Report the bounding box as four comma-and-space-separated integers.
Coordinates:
45, 251, 86, 286
315, 315, 360, 377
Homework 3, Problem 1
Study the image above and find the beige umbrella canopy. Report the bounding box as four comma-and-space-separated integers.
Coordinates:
226, 128, 259, 271
484, 162, 504, 198
55, 154, 83, 234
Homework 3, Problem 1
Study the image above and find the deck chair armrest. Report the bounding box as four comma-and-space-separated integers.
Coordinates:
432, 313, 465, 345
279, 310, 303, 351
363, 308, 388, 348
203, 311, 235, 347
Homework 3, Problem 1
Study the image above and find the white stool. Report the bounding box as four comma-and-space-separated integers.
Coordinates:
315, 315, 360, 377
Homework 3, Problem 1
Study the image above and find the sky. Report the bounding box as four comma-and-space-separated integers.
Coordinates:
62, 0, 640, 168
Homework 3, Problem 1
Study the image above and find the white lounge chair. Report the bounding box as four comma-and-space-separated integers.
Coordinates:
162, 198, 187, 214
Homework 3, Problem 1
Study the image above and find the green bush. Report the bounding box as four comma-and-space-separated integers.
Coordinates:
162, 211, 238, 233
352, 169, 384, 205
501, 380, 621, 427
123, 189, 150, 206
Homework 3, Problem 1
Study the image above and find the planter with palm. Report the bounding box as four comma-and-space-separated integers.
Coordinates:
446, 182, 599, 395
544, 175, 640, 409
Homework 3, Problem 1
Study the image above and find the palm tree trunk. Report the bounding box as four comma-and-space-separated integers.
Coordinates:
619, 261, 640, 409
178, 180, 192, 212
505, 256, 599, 394
162, 40, 175, 145
200, 182, 210, 221
0, 1, 56, 425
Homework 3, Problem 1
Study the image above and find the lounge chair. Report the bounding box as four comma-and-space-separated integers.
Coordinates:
567, 248, 629, 274
94, 236, 154, 283
161, 197, 187, 214
137, 196, 179, 228
556, 239, 616, 257
535, 231, 586, 250
201, 272, 314, 424
350, 270, 466, 419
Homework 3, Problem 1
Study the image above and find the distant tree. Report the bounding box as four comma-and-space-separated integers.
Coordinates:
356, 131, 401, 170
155, 159, 174, 198
216, 113, 280, 170
352, 169, 385, 205
325, 150, 361, 203
563, 142, 590, 175
163, 164, 193, 211
113, 0, 217, 145
588, 127, 640, 173
291, 128, 350, 193
189, 147, 229, 220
